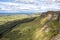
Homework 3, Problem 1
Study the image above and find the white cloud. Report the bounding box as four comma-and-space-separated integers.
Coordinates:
0, 2, 40, 11
39, 0, 60, 4
14, 0, 60, 4
0, 0, 60, 13
41, 0, 56, 2
14, 0, 37, 3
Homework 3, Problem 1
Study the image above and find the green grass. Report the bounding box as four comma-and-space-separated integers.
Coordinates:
0, 15, 32, 32
0, 15, 60, 40
0, 15, 30, 25
0, 16, 50, 40
49, 20, 60, 30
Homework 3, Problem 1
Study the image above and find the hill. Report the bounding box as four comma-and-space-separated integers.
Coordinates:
0, 11, 60, 40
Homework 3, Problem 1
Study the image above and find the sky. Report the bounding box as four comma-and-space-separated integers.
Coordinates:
0, 0, 60, 13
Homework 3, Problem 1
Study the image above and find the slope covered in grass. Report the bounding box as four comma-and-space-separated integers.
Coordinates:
0, 16, 49, 40
0, 14, 60, 40
0, 14, 30, 25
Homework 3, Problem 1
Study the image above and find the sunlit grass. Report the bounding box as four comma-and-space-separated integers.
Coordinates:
0, 15, 30, 25
40, 17, 48, 25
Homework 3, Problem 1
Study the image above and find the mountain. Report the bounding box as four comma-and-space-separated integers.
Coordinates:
0, 11, 60, 40
0, 13, 34, 15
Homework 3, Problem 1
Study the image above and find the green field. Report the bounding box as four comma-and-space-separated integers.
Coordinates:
0, 14, 60, 40
0, 14, 31, 25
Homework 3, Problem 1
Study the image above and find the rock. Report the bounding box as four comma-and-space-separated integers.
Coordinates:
51, 34, 60, 40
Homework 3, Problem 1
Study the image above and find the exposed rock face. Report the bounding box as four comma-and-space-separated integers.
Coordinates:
39, 11, 60, 40
58, 14, 60, 23
51, 34, 60, 40
41, 11, 60, 23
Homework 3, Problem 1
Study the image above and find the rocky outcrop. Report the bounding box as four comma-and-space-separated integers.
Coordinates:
37, 11, 60, 40
51, 34, 60, 40
41, 11, 60, 23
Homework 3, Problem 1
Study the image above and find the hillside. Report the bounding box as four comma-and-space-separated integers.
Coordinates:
0, 11, 60, 40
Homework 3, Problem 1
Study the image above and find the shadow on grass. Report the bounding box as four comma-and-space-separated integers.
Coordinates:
1, 29, 32, 40
0, 17, 36, 38
3, 30, 21, 40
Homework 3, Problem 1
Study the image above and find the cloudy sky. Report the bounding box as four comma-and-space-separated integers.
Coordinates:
0, 0, 60, 13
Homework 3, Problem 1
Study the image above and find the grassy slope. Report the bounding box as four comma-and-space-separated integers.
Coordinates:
0, 15, 31, 33
0, 16, 49, 40
0, 15, 30, 25
0, 16, 60, 40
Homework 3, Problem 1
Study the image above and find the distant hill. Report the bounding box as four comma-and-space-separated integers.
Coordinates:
0, 13, 34, 15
